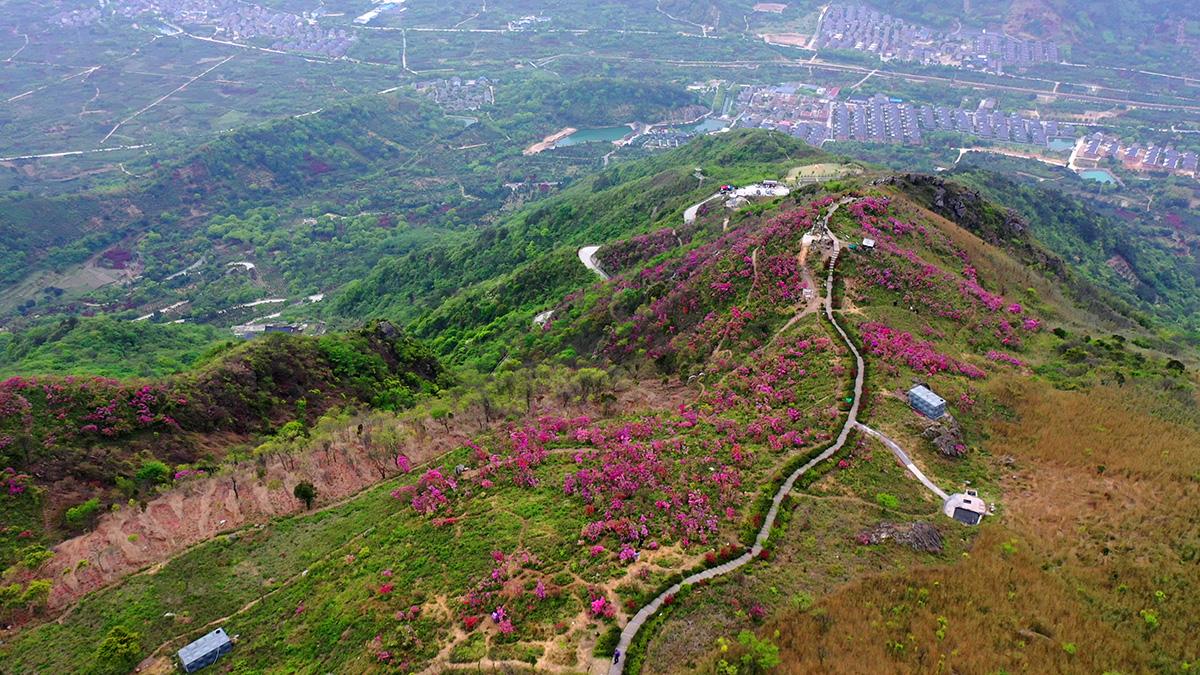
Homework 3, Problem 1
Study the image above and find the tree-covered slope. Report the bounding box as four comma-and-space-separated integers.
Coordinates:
0, 321, 446, 569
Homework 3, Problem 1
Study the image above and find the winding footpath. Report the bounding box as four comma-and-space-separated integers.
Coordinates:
856, 423, 949, 501
683, 193, 722, 224
578, 245, 610, 280
608, 201, 865, 674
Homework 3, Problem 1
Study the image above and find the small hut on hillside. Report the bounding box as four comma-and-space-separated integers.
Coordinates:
907, 384, 946, 419
178, 627, 233, 673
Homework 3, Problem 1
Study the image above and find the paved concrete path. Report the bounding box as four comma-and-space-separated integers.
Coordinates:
683, 193, 722, 224
856, 423, 949, 501
578, 245, 610, 280
608, 201, 864, 674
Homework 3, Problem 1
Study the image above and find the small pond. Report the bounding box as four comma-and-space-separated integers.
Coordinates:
1078, 168, 1117, 184
1047, 137, 1075, 152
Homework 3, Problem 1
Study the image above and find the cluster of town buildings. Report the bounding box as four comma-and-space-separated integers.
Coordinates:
508, 15, 551, 31
817, 4, 1059, 73
52, 6, 103, 27
414, 77, 495, 111
735, 84, 1075, 150
640, 127, 697, 149
1075, 132, 1199, 178
105, 0, 356, 57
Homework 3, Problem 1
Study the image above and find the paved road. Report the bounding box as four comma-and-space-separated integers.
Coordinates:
856, 423, 949, 501
683, 193, 722, 224
578, 245, 609, 280
608, 201, 864, 674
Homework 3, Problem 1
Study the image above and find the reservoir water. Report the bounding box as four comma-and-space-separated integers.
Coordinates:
555, 126, 632, 147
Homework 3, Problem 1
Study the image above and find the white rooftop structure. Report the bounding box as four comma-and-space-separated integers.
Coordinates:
943, 490, 987, 525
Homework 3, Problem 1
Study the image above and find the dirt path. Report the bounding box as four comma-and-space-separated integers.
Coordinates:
763, 249, 821, 350
608, 201, 866, 673
137, 520, 383, 673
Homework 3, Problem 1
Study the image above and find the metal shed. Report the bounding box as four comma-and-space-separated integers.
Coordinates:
908, 385, 946, 419
178, 627, 232, 673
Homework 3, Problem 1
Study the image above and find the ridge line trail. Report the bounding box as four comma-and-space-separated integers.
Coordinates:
608, 199, 866, 674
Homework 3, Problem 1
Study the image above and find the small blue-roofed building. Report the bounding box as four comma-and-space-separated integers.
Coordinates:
908, 385, 946, 419
178, 628, 232, 673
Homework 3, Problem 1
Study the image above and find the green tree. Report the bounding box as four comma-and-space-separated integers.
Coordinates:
94, 626, 142, 675
65, 498, 102, 529
293, 481, 317, 509
135, 460, 171, 486
430, 404, 452, 432
0, 583, 22, 609
736, 630, 781, 673
20, 579, 51, 612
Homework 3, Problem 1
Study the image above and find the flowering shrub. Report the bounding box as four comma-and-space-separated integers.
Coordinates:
2, 467, 31, 496
0, 377, 179, 450
393, 469, 458, 515
581, 200, 831, 371
846, 197, 1043, 355
460, 548, 545, 636
986, 350, 1025, 368
589, 593, 616, 619
172, 469, 207, 482
598, 227, 691, 274
618, 544, 639, 564
859, 323, 985, 379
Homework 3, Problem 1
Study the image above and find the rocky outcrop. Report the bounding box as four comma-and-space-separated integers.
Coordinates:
856, 521, 944, 554
922, 415, 967, 458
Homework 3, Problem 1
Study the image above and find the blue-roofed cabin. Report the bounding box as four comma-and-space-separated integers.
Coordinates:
908, 385, 946, 419
178, 627, 232, 673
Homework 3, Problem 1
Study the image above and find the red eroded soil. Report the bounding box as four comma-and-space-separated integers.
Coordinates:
38, 382, 689, 612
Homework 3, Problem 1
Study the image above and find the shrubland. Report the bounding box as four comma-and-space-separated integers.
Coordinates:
0, 131, 1196, 674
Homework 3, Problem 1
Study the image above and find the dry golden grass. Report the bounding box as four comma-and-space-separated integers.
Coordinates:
764, 525, 1144, 674
989, 380, 1200, 671
721, 381, 1200, 673
989, 378, 1200, 478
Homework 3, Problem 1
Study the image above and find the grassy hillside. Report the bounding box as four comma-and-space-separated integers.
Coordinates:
3, 145, 1193, 673
0, 78, 699, 335
337, 131, 826, 367
941, 169, 1200, 342
0, 131, 1195, 673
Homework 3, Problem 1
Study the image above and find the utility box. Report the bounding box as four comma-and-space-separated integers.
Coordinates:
908, 385, 946, 419
178, 628, 233, 673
